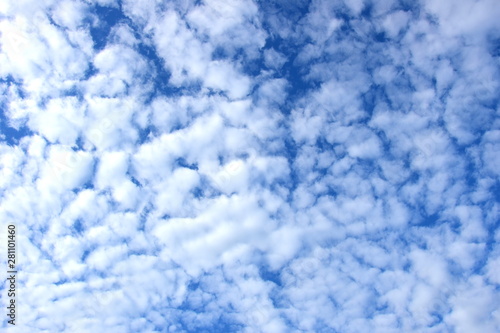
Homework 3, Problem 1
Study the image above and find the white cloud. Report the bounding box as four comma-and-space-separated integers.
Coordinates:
204, 60, 251, 99
50, 0, 89, 31
381, 10, 410, 38
1, 0, 499, 331
263, 48, 287, 70
446, 276, 500, 333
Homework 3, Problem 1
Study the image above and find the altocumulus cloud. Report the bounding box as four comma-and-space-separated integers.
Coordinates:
0, 0, 499, 332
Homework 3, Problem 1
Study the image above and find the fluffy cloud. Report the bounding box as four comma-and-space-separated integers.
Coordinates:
0, 0, 499, 332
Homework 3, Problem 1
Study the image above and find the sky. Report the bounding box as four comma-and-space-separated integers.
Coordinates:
0, 0, 499, 332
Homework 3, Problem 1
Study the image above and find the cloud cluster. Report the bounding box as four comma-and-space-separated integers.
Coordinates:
0, 0, 499, 332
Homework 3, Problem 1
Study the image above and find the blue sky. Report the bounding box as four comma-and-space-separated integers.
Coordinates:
0, 0, 499, 332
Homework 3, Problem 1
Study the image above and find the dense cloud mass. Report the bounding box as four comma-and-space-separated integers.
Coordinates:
0, 0, 499, 332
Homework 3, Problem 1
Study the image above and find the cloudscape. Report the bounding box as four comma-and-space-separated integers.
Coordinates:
0, 0, 499, 332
